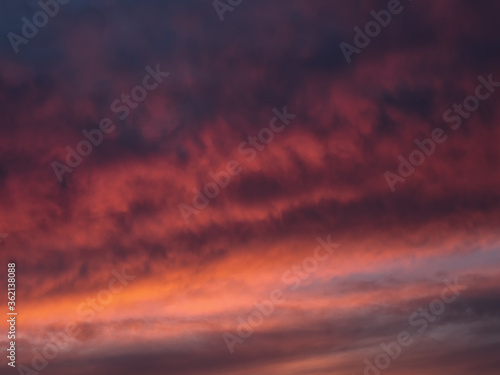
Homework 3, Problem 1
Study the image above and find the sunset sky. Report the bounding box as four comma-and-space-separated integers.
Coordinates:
1, 0, 500, 374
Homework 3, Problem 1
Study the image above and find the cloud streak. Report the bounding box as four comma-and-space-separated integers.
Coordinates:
0, 0, 499, 374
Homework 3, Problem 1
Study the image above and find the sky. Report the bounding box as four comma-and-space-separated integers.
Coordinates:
1, 0, 500, 374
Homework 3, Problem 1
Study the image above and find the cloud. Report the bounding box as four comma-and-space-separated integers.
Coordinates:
1, 0, 500, 374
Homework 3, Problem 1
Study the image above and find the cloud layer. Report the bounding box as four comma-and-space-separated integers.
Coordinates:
1, 0, 500, 374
